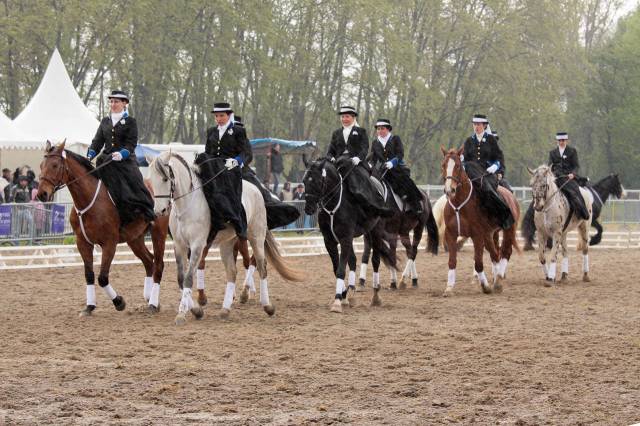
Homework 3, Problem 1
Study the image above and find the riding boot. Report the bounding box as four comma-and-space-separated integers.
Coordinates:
573, 198, 590, 220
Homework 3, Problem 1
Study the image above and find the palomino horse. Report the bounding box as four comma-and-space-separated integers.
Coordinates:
528, 165, 593, 284
147, 152, 303, 325
303, 156, 397, 312
37, 141, 166, 316
358, 163, 438, 290
440, 147, 520, 296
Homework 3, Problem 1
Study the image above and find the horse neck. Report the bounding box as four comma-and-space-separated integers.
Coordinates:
449, 169, 473, 207
169, 157, 199, 211
321, 167, 343, 211
65, 157, 100, 208
593, 177, 613, 202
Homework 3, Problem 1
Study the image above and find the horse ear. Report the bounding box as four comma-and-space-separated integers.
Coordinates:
145, 154, 155, 165
440, 145, 447, 156
456, 146, 464, 156
527, 167, 534, 175
57, 139, 66, 151
45, 140, 52, 152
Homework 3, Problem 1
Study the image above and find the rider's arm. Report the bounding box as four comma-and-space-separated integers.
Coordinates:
355, 128, 369, 161
204, 127, 215, 155
234, 127, 250, 165
568, 147, 580, 175
327, 130, 339, 159
120, 117, 138, 158
392, 135, 404, 165
88, 119, 106, 158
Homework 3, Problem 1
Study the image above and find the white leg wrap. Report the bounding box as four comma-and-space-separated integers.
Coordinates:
477, 271, 488, 286
561, 258, 569, 274
244, 264, 256, 291
548, 262, 557, 280
491, 262, 497, 277
335, 278, 345, 295
102, 284, 117, 300
348, 270, 356, 288
259, 278, 269, 306
541, 263, 548, 276
402, 260, 412, 278
149, 283, 160, 307
86, 285, 96, 306
411, 260, 418, 279
499, 258, 508, 278
583, 254, 589, 273
447, 269, 456, 286
143, 276, 153, 301
390, 269, 397, 282
359, 263, 368, 280
179, 287, 193, 314
196, 269, 205, 290
372, 272, 380, 288
223, 282, 235, 310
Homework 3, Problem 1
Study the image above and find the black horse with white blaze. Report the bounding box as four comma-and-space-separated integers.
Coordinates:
523, 173, 625, 249
303, 156, 397, 313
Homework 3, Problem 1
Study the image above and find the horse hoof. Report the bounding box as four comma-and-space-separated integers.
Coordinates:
147, 304, 160, 314
560, 272, 568, 283
191, 306, 204, 320
112, 296, 126, 311
443, 287, 453, 297
330, 300, 342, 313
197, 291, 208, 307
220, 308, 231, 319
239, 287, 249, 304
398, 279, 407, 290
79, 305, 95, 318
583, 273, 590, 283
263, 304, 276, 316
356, 283, 366, 292
390, 281, 398, 290
370, 293, 381, 307
494, 279, 503, 294
347, 296, 357, 307
411, 278, 418, 288
481, 283, 493, 294
341, 297, 350, 306
175, 314, 187, 326
544, 278, 555, 287
359, 278, 366, 286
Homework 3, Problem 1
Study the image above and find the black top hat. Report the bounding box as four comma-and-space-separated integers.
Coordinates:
472, 114, 488, 123
338, 105, 358, 116
556, 132, 569, 140
374, 118, 392, 130
233, 115, 244, 127
211, 102, 233, 113
107, 90, 129, 102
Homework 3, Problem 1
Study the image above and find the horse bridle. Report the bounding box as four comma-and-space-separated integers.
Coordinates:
152, 161, 176, 207
40, 152, 70, 195
304, 160, 348, 213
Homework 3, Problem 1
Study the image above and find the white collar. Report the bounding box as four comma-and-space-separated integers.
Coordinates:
474, 132, 485, 141
378, 133, 392, 146
110, 111, 125, 126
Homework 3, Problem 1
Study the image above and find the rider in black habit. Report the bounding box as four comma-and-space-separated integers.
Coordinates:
87, 90, 155, 226
368, 118, 423, 213
462, 114, 514, 229
196, 102, 250, 240
327, 106, 391, 218
548, 132, 590, 220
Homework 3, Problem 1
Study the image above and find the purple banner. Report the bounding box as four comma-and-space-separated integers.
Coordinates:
0, 205, 10, 236
51, 204, 66, 234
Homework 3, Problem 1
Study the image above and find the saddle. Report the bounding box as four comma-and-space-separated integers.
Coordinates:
370, 176, 405, 211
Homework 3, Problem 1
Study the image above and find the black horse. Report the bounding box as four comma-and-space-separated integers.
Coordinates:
303, 156, 397, 313
523, 173, 625, 249
359, 162, 439, 290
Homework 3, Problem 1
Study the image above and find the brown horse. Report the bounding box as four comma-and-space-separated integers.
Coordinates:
37, 141, 166, 316
440, 147, 520, 296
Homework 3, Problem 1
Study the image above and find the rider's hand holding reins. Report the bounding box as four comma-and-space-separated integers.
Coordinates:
87, 149, 97, 161
351, 157, 361, 166
225, 155, 243, 170
111, 149, 129, 162
486, 164, 498, 174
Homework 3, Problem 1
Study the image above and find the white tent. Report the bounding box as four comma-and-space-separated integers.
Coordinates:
0, 110, 32, 147
12, 48, 99, 147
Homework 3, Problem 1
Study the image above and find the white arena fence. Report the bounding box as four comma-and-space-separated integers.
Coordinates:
1, 186, 638, 270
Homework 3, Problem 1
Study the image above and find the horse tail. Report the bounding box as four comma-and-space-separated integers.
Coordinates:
369, 224, 398, 270
521, 203, 536, 250
424, 207, 439, 255
264, 230, 305, 282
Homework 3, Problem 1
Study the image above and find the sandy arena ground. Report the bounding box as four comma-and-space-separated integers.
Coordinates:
0, 247, 639, 425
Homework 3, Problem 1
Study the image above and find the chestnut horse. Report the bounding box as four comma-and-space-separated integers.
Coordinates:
440, 147, 520, 296
37, 141, 166, 316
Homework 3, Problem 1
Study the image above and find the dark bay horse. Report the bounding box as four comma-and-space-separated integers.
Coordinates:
440, 147, 520, 296
522, 173, 626, 249
303, 157, 397, 312
359, 163, 438, 290
37, 141, 166, 316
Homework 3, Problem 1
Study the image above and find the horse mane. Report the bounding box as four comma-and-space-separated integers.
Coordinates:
65, 150, 95, 172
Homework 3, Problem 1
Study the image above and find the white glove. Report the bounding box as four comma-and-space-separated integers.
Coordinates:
225, 158, 239, 170
351, 157, 361, 166
111, 151, 123, 162
330, 157, 336, 163
486, 164, 498, 174
385, 161, 394, 169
